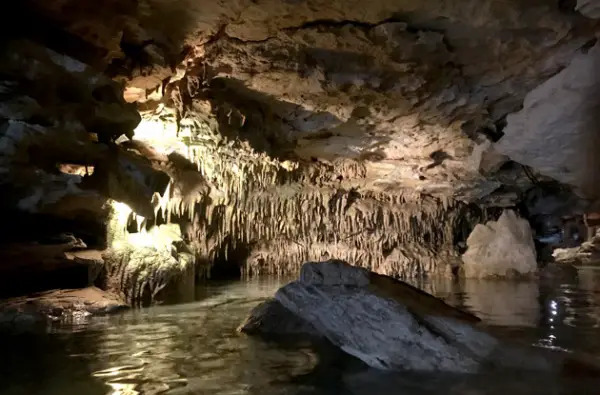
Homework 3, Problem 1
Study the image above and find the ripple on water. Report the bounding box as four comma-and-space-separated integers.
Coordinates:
3, 274, 600, 394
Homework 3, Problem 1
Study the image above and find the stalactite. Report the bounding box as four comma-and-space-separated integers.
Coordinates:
130, 101, 471, 280
180, 182, 466, 278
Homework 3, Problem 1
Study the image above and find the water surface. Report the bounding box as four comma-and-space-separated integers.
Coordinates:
2, 267, 600, 394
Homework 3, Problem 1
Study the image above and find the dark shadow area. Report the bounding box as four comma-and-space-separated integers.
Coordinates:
205, 77, 342, 159
425, 150, 453, 170
0, 209, 106, 298
209, 237, 251, 280
0, 210, 106, 247
0, 331, 108, 395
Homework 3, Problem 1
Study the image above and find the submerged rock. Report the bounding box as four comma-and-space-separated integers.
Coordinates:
242, 260, 566, 373
461, 210, 537, 278
553, 230, 600, 265
0, 287, 127, 328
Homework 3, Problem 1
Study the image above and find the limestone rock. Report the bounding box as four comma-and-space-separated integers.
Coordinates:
0, 287, 127, 329
247, 260, 560, 373
5, 0, 600, 289
65, 249, 105, 284
553, 230, 600, 265
469, 139, 509, 176
90, 149, 170, 219
102, 225, 195, 306
0, 239, 103, 298
495, 42, 600, 200
299, 259, 370, 287
0, 40, 141, 222
22, 0, 597, 201
577, 0, 600, 18
461, 210, 537, 278
278, 283, 491, 372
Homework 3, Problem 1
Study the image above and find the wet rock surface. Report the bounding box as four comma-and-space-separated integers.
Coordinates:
0, 287, 127, 329
243, 260, 569, 373
554, 230, 600, 265
238, 298, 322, 339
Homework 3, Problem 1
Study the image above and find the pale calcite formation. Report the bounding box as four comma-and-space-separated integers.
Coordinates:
462, 210, 537, 278
496, 42, 600, 199
127, 108, 473, 278
577, 0, 600, 19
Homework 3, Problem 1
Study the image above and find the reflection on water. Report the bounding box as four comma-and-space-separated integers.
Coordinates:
416, 277, 541, 327
2, 268, 600, 394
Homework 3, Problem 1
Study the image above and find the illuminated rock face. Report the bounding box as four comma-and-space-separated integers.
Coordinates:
462, 210, 537, 278
16, 0, 600, 199
126, 112, 478, 278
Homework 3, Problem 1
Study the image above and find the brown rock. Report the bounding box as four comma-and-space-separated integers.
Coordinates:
0, 287, 128, 328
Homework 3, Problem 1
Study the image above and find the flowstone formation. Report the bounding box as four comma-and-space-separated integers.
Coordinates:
102, 203, 196, 305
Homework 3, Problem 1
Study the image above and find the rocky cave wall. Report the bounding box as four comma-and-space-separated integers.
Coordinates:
1, 0, 599, 303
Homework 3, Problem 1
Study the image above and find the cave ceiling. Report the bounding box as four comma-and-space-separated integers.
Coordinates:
12, 0, 600, 204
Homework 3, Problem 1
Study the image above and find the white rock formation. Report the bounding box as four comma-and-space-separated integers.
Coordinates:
495, 42, 600, 199
461, 210, 537, 278
577, 0, 600, 19
553, 229, 600, 265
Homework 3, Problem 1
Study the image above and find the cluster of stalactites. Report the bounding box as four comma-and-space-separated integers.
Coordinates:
148, 111, 369, 228
243, 238, 458, 279
186, 185, 463, 278
131, 110, 462, 278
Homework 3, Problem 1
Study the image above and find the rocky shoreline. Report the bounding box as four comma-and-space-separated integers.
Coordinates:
0, 287, 127, 329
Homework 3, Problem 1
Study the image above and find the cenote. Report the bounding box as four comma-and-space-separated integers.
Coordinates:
2, 1, 600, 394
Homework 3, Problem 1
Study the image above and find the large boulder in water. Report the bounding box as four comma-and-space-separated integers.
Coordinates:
241, 260, 571, 373
461, 210, 537, 278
